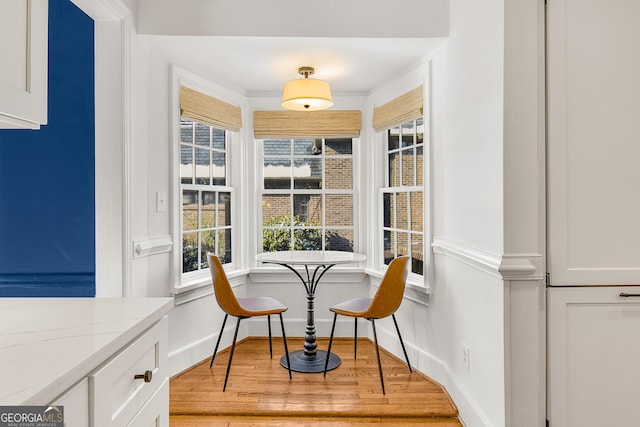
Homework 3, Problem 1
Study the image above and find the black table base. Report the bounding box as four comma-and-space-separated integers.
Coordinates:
280, 349, 341, 373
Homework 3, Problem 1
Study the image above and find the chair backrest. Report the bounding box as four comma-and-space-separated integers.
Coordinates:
208, 253, 246, 317
365, 256, 410, 319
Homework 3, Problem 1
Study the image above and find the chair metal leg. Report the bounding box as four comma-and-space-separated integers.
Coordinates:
324, 313, 338, 377
210, 314, 228, 368
354, 317, 358, 359
223, 317, 241, 392
267, 314, 273, 359
392, 314, 412, 373
279, 313, 292, 380
371, 319, 385, 395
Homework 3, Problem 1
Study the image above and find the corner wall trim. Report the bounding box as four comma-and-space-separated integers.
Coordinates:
431, 237, 543, 281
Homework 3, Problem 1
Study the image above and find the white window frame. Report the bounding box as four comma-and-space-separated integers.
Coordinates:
381, 119, 425, 283
369, 74, 432, 296
170, 65, 243, 293
256, 137, 360, 254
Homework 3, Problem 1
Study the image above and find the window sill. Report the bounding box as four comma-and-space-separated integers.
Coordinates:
172, 268, 250, 306
365, 268, 431, 306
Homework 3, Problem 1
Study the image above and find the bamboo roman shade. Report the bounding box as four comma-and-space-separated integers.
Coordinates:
372, 85, 424, 132
253, 110, 362, 138
180, 86, 242, 132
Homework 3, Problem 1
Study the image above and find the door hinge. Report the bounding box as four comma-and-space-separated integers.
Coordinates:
545, 272, 550, 286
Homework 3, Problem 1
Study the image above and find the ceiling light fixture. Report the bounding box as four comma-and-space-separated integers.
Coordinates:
281, 66, 333, 111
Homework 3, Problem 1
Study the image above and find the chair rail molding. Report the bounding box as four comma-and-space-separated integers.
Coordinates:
133, 235, 173, 259
432, 237, 543, 282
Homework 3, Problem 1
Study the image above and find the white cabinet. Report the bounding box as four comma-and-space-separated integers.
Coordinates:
548, 287, 640, 426
547, 0, 640, 286
91, 317, 168, 427
0, 0, 48, 129
49, 317, 169, 427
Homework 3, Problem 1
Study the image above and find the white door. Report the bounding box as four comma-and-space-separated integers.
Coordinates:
546, 0, 640, 286
548, 286, 640, 426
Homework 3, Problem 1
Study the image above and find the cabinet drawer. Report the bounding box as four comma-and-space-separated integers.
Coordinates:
91, 317, 168, 427
126, 378, 169, 427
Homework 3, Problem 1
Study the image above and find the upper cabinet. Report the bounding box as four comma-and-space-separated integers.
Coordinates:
0, 0, 48, 129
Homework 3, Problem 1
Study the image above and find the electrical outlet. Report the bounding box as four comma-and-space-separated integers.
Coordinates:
156, 191, 167, 212
462, 344, 470, 372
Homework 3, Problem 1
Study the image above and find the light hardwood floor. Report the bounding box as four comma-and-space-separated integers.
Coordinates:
170, 337, 462, 426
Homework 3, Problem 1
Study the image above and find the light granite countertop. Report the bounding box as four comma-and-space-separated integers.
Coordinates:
0, 297, 173, 405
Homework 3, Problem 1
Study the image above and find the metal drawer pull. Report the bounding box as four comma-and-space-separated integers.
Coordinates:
619, 293, 640, 298
134, 370, 153, 383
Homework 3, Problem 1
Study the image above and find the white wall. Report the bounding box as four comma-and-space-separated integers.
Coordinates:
427, 0, 506, 424
86, 0, 549, 425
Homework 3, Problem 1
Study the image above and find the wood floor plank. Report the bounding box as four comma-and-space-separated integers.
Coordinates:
170, 338, 461, 426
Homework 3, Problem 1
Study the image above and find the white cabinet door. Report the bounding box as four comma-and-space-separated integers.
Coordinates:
546, 0, 640, 286
50, 378, 89, 427
548, 286, 640, 426
0, 0, 48, 129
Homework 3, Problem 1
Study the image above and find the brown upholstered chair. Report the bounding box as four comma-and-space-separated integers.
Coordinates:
323, 255, 412, 394
207, 253, 292, 391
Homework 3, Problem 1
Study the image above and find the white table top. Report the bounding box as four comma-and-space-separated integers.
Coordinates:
256, 250, 366, 266
0, 297, 173, 405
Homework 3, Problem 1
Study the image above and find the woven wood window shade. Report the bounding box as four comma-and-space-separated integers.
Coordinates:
372, 85, 424, 132
253, 110, 362, 138
180, 86, 242, 132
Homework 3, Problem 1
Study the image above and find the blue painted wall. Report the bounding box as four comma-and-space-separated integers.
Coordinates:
0, 0, 95, 296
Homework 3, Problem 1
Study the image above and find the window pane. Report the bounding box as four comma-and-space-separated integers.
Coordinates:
294, 158, 322, 189
264, 139, 290, 156
325, 138, 352, 155
388, 193, 397, 228
383, 193, 392, 228
194, 123, 210, 147
326, 229, 353, 252
212, 151, 226, 186
397, 232, 410, 257
410, 192, 424, 232
182, 232, 198, 273
397, 192, 408, 229
402, 147, 415, 186
325, 157, 352, 189
180, 120, 193, 144
212, 128, 225, 150
411, 234, 424, 275
416, 118, 424, 144
263, 227, 292, 252
416, 145, 424, 186
218, 192, 231, 226
195, 148, 210, 185
401, 121, 415, 147
264, 158, 291, 189
218, 229, 232, 263
200, 230, 215, 269
201, 191, 216, 228
388, 127, 400, 151
384, 230, 395, 265
294, 138, 315, 155
263, 194, 291, 224
182, 190, 198, 230
389, 152, 400, 187
294, 194, 322, 224
294, 228, 323, 251
180, 145, 193, 184
326, 194, 353, 226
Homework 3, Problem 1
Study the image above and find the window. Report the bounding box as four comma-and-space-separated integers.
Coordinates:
260, 138, 355, 252
382, 118, 424, 276
180, 119, 232, 274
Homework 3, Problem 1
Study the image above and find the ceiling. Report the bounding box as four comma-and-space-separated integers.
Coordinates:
134, 0, 450, 97
144, 36, 447, 96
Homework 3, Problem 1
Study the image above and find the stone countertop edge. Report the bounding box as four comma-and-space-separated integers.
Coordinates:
0, 297, 174, 405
